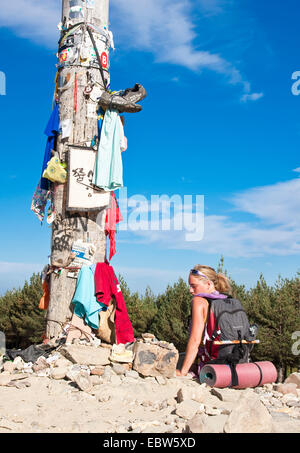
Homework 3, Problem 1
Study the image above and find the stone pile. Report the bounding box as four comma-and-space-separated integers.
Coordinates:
0, 335, 299, 433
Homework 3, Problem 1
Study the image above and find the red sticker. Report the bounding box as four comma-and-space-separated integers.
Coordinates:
101, 52, 108, 68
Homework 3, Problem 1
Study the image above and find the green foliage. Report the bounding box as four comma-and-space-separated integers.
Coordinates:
0, 274, 46, 349
229, 272, 300, 380
149, 278, 192, 352
118, 274, 158, 338
0, 261, 299, 383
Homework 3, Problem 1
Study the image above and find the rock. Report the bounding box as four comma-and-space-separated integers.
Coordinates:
3, 362, 14, 373
99, 343, 112, 349
8, 373, 27, 381
205, 406, 222, 416
11, 415, 24, 424
141, 333, 155, 340
90, 375, 103, 385
156, 376, 166, 385
54, 357, 72, 368
159, 399, 168, 410
281, 394, 299, 405
210, 387, 241, 403
74, 372, 93, 392
125, 370, 139, 379
224, 389, 273, 433
167, 398, 177, 407
271, 410, 300, 433
50, 367, 68, 380
185, 414, 207, 433
175, 399, 201, 420
285, 399, 300, 408
284, 373, 300, 389
202, 414, 228, 433
186, 413, 228, 433
177, 384, 210, 404
60, 344, 110, 366
65, 365, 82, 381
275, 383, 298, 396
13, 357, 24, 371
110, 375, 122, 386
111, 363, 127, 375
7, 380, 31, 389
132, 341, 178, 378
110, 344, 134, 363
96, 388, 114, 402
32, 357, 50, 373
103, 366, 115, 378
90, 366, 105, 376
0, 373, 11, 386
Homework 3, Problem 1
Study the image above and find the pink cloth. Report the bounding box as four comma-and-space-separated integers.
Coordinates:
94, 262, 134, 344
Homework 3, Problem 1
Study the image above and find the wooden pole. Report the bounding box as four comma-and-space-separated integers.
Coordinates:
46, 0, 110, 339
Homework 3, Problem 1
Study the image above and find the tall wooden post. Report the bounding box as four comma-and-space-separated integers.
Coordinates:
46, 0, 110, 339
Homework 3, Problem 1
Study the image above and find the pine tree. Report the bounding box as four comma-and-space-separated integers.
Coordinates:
0, 274, 46, 349
118, 275, 158, 338
243, 274, 299, 380
149, 278, 191, 352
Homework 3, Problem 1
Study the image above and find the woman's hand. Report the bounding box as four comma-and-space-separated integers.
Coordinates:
176, 369, 187, 377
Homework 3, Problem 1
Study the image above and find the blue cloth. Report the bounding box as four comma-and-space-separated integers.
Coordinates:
40, 102, 60, 190
92, 109, 123, 191
72, 265, 105, 329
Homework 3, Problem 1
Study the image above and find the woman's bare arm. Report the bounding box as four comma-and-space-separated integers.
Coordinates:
178, 297, 208, 376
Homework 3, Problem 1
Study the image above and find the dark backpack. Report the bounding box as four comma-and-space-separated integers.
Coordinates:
205, 296, 258, 386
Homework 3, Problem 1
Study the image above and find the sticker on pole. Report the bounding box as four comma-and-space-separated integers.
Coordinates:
101, 52, 108, 69
59, 49, 69, 63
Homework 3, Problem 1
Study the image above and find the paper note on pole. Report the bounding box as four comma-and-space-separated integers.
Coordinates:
60, 118, 73, 139
67, 146, 110, 211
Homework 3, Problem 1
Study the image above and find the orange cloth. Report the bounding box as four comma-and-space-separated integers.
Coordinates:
39, 280, 50, 310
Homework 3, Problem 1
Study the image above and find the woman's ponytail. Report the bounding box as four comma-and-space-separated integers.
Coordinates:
215, 273, 232, 295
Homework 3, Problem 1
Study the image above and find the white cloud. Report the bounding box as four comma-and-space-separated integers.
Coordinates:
118, 171, 300, 258
241, 92, 264, 103
230, 176, 300, 228
0, 0, 262, 100
111, 0, 262, 100
0, 0, 60, 46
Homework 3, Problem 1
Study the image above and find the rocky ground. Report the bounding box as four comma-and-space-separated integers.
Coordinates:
0, 339, 300, 434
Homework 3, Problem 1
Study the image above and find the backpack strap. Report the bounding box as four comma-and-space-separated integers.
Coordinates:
252, 361, 263, 387
206, 296, 230, 357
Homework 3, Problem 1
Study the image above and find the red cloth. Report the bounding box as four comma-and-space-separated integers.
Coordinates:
94, 262, 134, 344
105, 192, 123, 261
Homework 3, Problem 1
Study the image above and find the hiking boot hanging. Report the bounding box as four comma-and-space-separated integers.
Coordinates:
122, 83, 147, 104
98, 83, 147, 113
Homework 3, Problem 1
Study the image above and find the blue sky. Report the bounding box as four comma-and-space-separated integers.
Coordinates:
0, 0, 300, 296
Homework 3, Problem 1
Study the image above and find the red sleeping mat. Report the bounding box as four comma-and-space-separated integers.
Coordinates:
199, 361, 277, 389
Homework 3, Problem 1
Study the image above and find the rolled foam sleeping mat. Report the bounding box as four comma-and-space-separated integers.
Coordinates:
199, 361, 277, 389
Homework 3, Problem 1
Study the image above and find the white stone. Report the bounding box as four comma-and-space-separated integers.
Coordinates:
60, 344, 110, 366
175, 399, 201, 420
224, 389, 273, 433
177, 385, 210, 404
